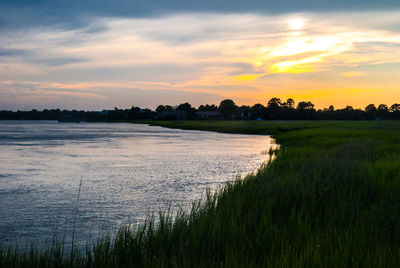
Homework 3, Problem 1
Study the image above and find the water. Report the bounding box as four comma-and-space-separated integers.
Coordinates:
0, 121, 278, 246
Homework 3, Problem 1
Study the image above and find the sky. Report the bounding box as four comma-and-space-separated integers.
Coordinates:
1, 1, 400, 110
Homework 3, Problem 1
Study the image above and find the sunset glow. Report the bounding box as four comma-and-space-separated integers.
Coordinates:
1, 10, 400, 110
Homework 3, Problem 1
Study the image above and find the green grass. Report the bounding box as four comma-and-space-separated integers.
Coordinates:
2, 120, 400, 267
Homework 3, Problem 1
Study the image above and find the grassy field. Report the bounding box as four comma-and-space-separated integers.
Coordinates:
2, 120, 400, 267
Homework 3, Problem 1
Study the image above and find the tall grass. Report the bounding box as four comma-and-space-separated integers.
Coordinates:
2, 121, 400, 267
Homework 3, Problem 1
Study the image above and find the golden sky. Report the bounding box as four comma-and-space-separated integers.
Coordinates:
1, 12, 400, 110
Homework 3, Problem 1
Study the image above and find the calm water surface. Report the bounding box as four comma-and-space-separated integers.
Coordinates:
0, 121, 277, 246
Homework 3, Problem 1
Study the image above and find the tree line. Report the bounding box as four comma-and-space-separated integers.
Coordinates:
1, 98, 400, 121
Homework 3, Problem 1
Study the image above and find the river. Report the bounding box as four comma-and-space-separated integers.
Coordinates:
0, 121, 277, 246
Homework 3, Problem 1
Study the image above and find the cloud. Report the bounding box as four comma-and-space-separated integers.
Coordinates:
0, 48, 27, 56
0, 80, 223, 110
2, 12, 400, 109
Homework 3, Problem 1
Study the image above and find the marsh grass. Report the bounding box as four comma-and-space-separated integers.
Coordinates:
2, 121, 400, 267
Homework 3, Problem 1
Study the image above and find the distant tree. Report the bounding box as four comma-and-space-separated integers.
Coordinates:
156, 105, 166, 113
344, 106, 360, 120
297, 101, 315, 111
164, 105, 175, 112
176, 102, 196, 119
266, 97, 283, 120
238, 105, 251, 119
345, 106, 354, 111
390, 103, 400, 119
283, 98, 295, 109
329, 106, 363, 120
156, 105, 175, 113
218, 99, 238, 119
365, 104, 377, 113
139, 108, 155, 120
377, 104, 389, 112
365, 104, 377, 120
176, 102, 193, 113
250, 104, 266, 120
198, 104, 218, 111
281, 98, 296, 119
208, 104, 218, 111
267, 98, 282, 109
390, 103, 400, 112
377, 104, 389, 119
107, 107, 128, 121
320, 105, 335, 120
296, 101, 315, 120
129, 106, 141, 120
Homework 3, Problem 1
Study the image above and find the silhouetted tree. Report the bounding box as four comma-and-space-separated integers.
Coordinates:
365, 104, 377, 120
165, 105, 175, 112
338, 106, 363, 120
377, 104, 388, 111
390, 103, 400, 119
156, 105, 175, 113
176, 102, 196, 119
365, 104, 376, 112
320, 105, 335, 120
108, 107, 128, 121
296, 101, 315, 119
345, 105, 354, 111
297, 101, 314, 111
139, 108, 155, 120
282, 98, 296, 119
156, 105, 166, 113
284, 98, 295, 109
250, 104, 266, 120
198, 104, 218, 111
218, 99, 238, 119
377, 104, 389, 119
266, 97, 283, 120
238, 105, 251, 119
390, 103, 400, 112
267, 98, 282, 108
128, 106, 141, 120
176, 103, 193, 112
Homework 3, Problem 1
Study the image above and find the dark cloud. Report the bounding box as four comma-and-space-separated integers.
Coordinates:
1, 0, 399, 30
0, 48, 27, 56
0, 47, 88, 67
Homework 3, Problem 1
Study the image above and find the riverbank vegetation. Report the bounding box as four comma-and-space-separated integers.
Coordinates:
2, 121, 400, 267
